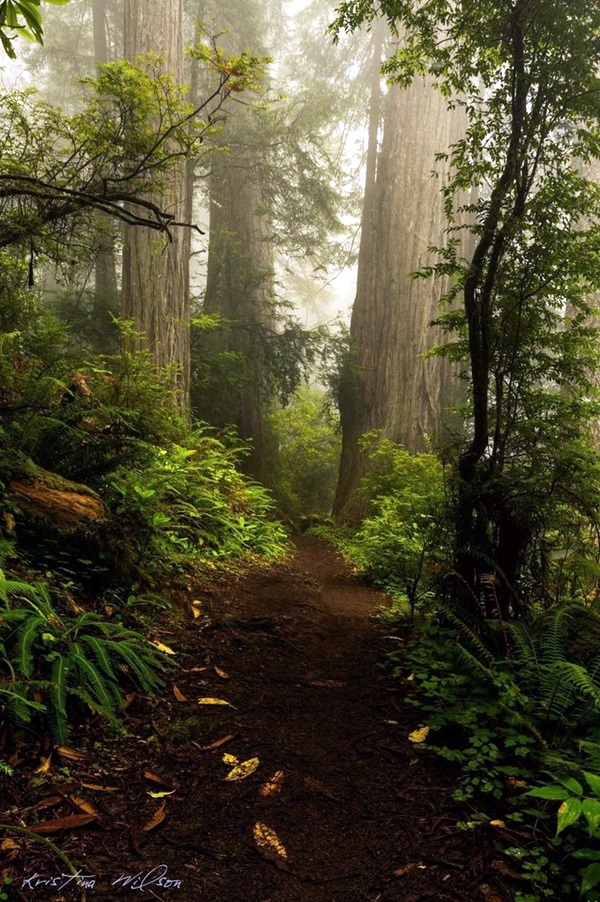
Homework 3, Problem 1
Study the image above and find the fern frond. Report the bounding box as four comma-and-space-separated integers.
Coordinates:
79, 635, 117, 681
70, 642, 119, 716
437, 601, 495, 665
507, 621, 539, 675
107, 640, 162, 693
15, 615, 45, 677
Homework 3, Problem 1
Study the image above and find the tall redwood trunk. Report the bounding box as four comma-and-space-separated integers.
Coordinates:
121, 0, 191, 411
334, 69, 467, 520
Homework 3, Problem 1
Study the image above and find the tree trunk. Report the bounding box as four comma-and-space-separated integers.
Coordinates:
91, 0, 119, 354
121, 0, 191, 411
202, 146, 274, 480
197, 0, 274, 480
334, 71, 467, 520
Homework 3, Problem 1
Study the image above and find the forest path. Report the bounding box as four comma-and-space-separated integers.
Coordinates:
10, 537, 509, 902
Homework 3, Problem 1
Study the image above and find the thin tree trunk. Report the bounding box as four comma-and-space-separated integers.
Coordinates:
91, 0, 119, 353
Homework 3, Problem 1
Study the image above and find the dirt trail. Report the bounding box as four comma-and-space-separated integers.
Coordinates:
6, 536, 511, 902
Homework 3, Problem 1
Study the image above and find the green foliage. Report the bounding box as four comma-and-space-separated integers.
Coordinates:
395, 624, 539, 801
191, 302, 345, 426
263, 388, 341, 520
388, 600, 600, 896
106, 428, 289, 575
526, 772, 600, 899
323, 435, 449, 614
0, 42, 263, 259
0, 571, 168, 743
332, 0, 600, 615
0, 0, 68, 59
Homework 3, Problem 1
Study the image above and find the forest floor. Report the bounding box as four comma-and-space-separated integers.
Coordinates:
2, 536, 519, 902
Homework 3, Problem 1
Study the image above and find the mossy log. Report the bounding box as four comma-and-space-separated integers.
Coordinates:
2, 456, 108, 533
8, 478, 107, 532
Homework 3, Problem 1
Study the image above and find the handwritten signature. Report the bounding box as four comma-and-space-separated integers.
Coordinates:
21, 865, 182, 891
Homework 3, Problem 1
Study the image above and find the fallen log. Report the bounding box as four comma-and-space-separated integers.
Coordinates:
8, 477, 107, 533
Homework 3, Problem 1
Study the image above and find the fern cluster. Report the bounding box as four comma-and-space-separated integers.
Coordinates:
0, 572, 169, 743
508, 605, 600, 737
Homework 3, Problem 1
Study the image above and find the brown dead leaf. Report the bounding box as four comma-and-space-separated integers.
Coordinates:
33, 755, 52, 774
173, 685, 188, 702
68, 796, 99, 817
192, 733, 237, 752
31, 796, 63, 813
0, 838, 20, 860
143, 770, 175, 789
142, 803, 166, 833
124, 692, 136, 709
184, 666, 208, 673
259, 770, 284, 798
224, 757, 259, 782
303, 776, 338, 800
27, 814, 97, 834
214, 666, 230, 680
57, 746, 87, 761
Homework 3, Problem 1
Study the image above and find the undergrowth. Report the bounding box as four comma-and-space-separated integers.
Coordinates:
321, 434, 600, 899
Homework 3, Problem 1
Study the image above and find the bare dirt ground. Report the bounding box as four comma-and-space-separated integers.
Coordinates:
1, 536, 515, 901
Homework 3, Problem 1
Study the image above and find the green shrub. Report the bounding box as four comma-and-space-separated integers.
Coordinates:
263, 387, 341, 520
106, 426, 289, 574
321, 434, 450, 614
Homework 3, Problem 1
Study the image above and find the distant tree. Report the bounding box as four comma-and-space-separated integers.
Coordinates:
195, 0, 369, 478
334, 19, 467, 520
333, 0, 600, 615
121, 0, 191, 410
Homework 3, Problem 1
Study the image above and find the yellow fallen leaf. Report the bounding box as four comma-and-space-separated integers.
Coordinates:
259, 770, 284, 798
197, 697, 233, 707
0, 838, 20, 860
148, 790, 176, 799
222, 753, 239, 765
489, 820, 506, 828
215, 666, 230, 680
253, 822, 287, 860
408, 726, 430, 744
224, 757, 260, 782
407, 673, 415, 681
173, 685, 188, 702
152, 641, 176, 655
34, 755, 52, 774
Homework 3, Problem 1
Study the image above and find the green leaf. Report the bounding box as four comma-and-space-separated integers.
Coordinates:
584, 772, 600, 798
526, 786, 570, 801
581, 863, 600, 896
582, 799, 600, 836
556, 798, 583, 835
571, 849, 600, 860
556, 775, 583, 796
